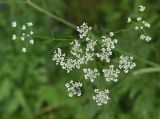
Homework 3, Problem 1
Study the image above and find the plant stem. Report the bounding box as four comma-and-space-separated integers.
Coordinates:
0, 1, 26, 3
33, 35, 74, 41
133, 67, 160, 75
26, 0, 76, 29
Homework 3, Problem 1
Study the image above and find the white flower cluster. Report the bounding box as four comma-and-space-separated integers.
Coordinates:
119, 55, 136, 73
70, 40, 82, 58
52, 22, 137, 105
127, 5, 152, 42
86, 38, 97, 52
139, 5, 145, 12
96, 33, 118, 62
140, 35, 152, 42
83, 68, 100, 82
77, 22, 92, 39
65, 80, 82, 97
52, 48, 77, 73
92, 89, 110, 106
11, 21, 34, 53
52, 48, 65, 65
10, 4, 150, 106
102, 65, 120, 82
52, 23, 96, 73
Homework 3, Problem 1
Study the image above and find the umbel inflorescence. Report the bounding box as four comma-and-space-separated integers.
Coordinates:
11, 21, 35, 53
53, 22, 135, 105
10, 5, 151, 106
52, 5, 153, 106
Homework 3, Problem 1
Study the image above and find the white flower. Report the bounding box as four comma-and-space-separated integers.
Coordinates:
83, 68, 100, 82
140, 34, 146, 40
21, 37, 25, 41
144, 22, 150, 28
96, 36, 117, 62
11, 21, 35, 53
70, 40, 82, 58
84, 52, 94, 64
12, 21, 17, 27
92, 89, 110, 106
52, 48, 65, 65
12, 34, 16, 40
96, 48, 112, 63
75, 57, 85, 69
63, 58, 77, 73
142, 21, 145, 24
127, 17, 132, 23
86, 39, 97, 52
102, 65, 120, 82
145, 36, 152, 42
22, 33, 26, 36
135, 26, 139, 30
137, 17, 142, 21
30, 31, 34, 35
65, 80, 82, 97
140, 35, 152, 42
27, 22, 33, 26
101, 35, 118, 51
109, 32, 114, 37
22, 25, 26, 30
77, 22, 92, 39
119, 55, 136, 73
29, 39, 34, 44
139, 5, 145, 12
21, 47, 27, 53
140, 26, 143, 29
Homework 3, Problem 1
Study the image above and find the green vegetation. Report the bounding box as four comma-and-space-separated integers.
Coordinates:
0, 0, 160, 119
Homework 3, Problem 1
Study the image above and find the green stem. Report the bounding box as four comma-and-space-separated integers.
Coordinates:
133, 67, 160, 75
113, 27, 134, 34
26, 0, 76, 29
33, 35, 74, 41
0, 1, 26, 3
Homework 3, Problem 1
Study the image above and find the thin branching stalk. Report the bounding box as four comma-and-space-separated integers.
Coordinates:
26, 0, 76, 29
133, 67, 160, 75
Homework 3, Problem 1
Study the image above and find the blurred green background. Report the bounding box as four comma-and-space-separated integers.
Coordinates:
0, 0, 160, 119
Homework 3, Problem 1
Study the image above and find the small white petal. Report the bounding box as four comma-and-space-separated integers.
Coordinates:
30, 31, 34, 35
21, 48, 27, 53
29, 39, 34, 44
12, 21, 17, 27
21, 37, 25, 41
22, 25, 26, 30
12, 34, 16, 40
127, 17, 132, 23
27, 22, 33, 26
109, 32, 114, 37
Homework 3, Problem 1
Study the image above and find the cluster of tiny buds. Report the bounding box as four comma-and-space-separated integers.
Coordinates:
65, 80, 82, 97
92, 89, 110, 106
119, 55, 136, 73
83, 68, 100, 82
11, 21, 34, 53
127, 5, 152, 42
